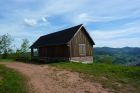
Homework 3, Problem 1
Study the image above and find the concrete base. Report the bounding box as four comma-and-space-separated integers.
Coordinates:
70, 56, 93, 63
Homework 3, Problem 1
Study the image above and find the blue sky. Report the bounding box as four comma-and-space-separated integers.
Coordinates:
0, 0, 140, 48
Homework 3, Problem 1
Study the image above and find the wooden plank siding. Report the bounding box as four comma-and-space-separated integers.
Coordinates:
39, 45, 69, 57
69, 27, 93, 57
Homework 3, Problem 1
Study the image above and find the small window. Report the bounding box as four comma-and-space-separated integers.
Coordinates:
33, 48, 38, 56
79, 44, 86, 55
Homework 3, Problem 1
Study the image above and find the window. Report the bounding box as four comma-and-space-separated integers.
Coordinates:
79, 44, 86, 55
33, 48, 38, 56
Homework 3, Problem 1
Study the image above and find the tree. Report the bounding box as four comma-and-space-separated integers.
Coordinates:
0, 34, 13, 58
20, 39, 29, 53
16, 39, 30, 61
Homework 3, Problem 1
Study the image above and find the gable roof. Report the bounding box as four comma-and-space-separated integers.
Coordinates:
31, 24, 95, 48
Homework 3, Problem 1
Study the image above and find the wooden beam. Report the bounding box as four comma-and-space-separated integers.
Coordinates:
31, 48, 33, 58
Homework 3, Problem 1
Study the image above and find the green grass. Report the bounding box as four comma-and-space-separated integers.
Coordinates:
50, 62, 140, 93
0, 64, 28, 93
0, 59, 14, 62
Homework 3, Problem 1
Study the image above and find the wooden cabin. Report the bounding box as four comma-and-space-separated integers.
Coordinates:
30, 24, 95, 63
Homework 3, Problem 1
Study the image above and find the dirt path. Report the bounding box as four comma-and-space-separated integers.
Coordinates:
1, 62, 110, 93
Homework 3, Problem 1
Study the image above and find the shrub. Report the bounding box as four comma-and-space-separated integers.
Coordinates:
15, 52, 31, 62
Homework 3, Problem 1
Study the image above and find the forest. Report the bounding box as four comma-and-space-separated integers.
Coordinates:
94, 47, 140, 66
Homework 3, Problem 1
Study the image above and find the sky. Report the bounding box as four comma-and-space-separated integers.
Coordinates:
0, 0, 140, 48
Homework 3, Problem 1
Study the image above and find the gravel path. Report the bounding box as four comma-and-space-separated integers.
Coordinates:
2, 62, 110, 93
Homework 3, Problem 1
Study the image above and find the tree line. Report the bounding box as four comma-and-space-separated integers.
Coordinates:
0, 34, 30, 61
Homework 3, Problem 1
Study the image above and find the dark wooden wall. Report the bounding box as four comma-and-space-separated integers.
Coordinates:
39, 45, 69, 57
69, 27, 93, 57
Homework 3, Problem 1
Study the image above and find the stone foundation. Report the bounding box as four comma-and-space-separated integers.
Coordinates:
32, 56, 93, 63
70, 56, 93, 63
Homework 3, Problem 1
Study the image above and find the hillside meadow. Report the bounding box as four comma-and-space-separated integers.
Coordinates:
50, 62, 140, 93
0, 58, 140, 93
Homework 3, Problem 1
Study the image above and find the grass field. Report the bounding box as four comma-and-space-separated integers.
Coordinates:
0, 64, 28, 93
0, 59, 14, 62
50, 62, 140, 93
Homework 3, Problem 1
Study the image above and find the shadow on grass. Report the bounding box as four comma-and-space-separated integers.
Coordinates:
18, 59, 68, 65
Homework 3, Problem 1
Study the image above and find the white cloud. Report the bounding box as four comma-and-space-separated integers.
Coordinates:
42, 17, 47, 22
24, 17, 49, 27
90, 24, 140, 47
42, 0, 86, 15
75, 13, 90, 24
1, 0, 140, 48
73, 13, 122, 24
24, 18, 37, 26
69, 0, 140, 24
0, 23, 47, 48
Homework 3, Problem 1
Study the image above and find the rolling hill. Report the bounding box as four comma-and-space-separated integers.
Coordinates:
94, 47, 140, 66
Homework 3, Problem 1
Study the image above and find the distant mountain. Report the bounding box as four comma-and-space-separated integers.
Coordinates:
94, 47, 140, 66
136, 63, 140, 66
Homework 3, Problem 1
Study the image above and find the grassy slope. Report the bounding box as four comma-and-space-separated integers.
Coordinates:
50, 62, 140, 93
0, 64, 28, 93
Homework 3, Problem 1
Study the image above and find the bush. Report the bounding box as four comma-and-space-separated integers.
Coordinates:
15, 52, 31, 62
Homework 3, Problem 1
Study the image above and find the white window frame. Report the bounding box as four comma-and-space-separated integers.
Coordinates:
79, 44, 86, 56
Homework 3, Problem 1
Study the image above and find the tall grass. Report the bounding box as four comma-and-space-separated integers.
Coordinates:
0, 65, 28, 93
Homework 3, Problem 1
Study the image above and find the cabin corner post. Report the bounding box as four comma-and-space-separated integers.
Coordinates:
68, 42, 72, 61
31, 48, 33, 58
92, 45, 94, 63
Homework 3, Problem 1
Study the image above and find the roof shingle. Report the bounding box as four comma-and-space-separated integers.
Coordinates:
31, 24, 83, 48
